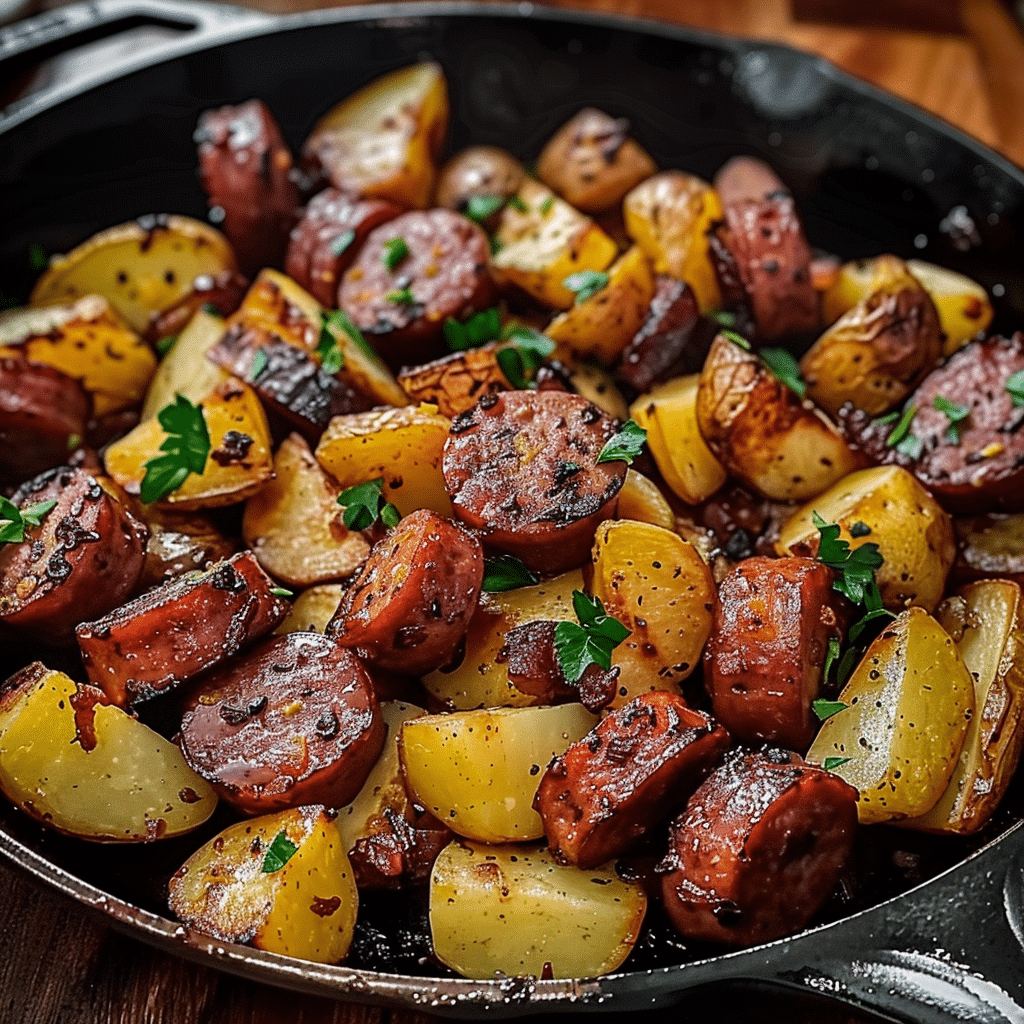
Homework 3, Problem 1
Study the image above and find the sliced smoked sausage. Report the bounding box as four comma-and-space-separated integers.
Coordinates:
339, 208, 495, 369
0, 466, 146, 642
535, 691, 730, 868
179, 632, 384, 815
327, 508, 483, 677
660, 749, 858, 947
442, 390, 626, 574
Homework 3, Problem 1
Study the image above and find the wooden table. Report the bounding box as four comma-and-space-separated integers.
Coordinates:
3, 1, 1023, 1022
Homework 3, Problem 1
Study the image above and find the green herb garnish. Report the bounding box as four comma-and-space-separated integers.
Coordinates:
539, 196, 554, 216
1006, 369, 1024, 407
895, 433, 923, 460
509, 195, 529, 213
156, 334, 178, 357
934, 395, 970, 443
721, 329, 751, 351
337, 478, 401, 531
0, 497, 57, 545
316, 330, 344, 376
464, 195, 506, 223
382, 237, 410, 272
554, 591, 631, 684
823, 757, 852, 772
444, 308, 502, 352
250, 348, 268, 380
324, 308, 379, 362
496, 325, 556, 389
269, 586, 293, 598
563, 269, 609, 305
822, 636, 841, 681
261, 830, 298, 873
708, 310, 737, 328
200, 303, 220, 317
386, 288, 416, 306
760, 347, 806, 397
140, 394, 211, 504
482, 554, 540, 593
330, 229, 356, 257
66, 433, 81, 451
812, 697, 848, 721
597, 419, 647, 465
811, 511, 884, 607
884, 405, 917, 447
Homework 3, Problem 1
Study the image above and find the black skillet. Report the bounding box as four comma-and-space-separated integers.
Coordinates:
2, 2, 1024, 1021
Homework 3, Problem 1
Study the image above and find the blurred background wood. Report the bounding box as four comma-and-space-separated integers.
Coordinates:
2, 0, 1023, 1021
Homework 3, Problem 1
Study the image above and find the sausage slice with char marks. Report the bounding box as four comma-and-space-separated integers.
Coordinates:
660, 749, 858, 946
442, 390, 626, 574
179, 632, 384, 815
534, 691, 730, 869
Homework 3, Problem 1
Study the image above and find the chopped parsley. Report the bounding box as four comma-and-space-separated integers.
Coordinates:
155, 334, 178, 357
324, 308, 379, 362
539, 195, 554, 216
269, 586, 293, 598
721, 328, 751, 351
597, 419, 647, 465
812, 697, 848, 721
444, 308, 502, 352
554, 591, 631, 684
811, 510, 885, 608
509, 195, 529, 213
382, 237, 410, 272
822, 636, 841, 682
496, 325, 555, 389
464, 195, 506, 223
482, 554, 540, 593
386, 287, 416, 306
760, 347, 806, 397
708, 309, 737, 328
0, 496, 57, 545
337, 478, 401, 531
563, 269, 609, 305
934, 395, 970, 443
316, 314, 345, 376
261, 830, 298, 873
884, 405, 917, 447
330, 229, 356, 257
1006, 369, 1024, 407
140, 394, 211, 504
250, 348, 268, 380
823, 757, 852, 772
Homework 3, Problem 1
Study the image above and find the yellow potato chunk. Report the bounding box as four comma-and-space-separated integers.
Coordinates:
617, 469, 675, 531
0, 664, 216, 841
315, 402, 452, 517
274, 584, 345, 636
807, 608, 974, 824
430, 841, 646, 979
30, 215, 237, 333
169, 805, 357, 964
399, 704, 597, 843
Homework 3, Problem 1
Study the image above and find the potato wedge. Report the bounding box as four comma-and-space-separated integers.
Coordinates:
491, 178, 617, 310
776, 465, 955, 612
696, 333, 860, 502
422, 568, 583, 710
563, 359, 631, 422
591, 520, 714, 705
399, 703, 597, 843
906, 581, 1024, 833
630, 373, 727, 505
315, 402, 452, 517
396, 343, 511, 418
0, 295, 156, 416
29, 215, 237, 333
0, 663, 216, 841
617, 469, 675, 530
105, 378, 273, 510
275, 584, 345, 636
430, 840, 646, 979
243, 433, 370, 586
624, 170, 723, 311
806, 608, 974, 824
169, 804, 357, 963
303, 62, 448, 209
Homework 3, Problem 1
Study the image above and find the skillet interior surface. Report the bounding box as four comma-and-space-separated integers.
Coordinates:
1, 3, 1024, 1020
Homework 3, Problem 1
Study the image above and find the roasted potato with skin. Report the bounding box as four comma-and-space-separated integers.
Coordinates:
617, 469, 675, 530
536, 107, 657, 214
624, 170, 723, 312
953, 513, 1024, 586
429, 840, 646, 980
169, 804, 358, 963
491, 178, 617, 310
696, 333, 861, 502
800, 256, 942, 417
545, 245, 656, 364
0, 664, 217, 841
806, 607, 974, 824
243, 433, 370, 587
303, 62, 448, 209
275, 584, 345, 636
396, 343, 512, 418
776, 465, 955, 612
906, 581, 1024, 833
630, 373, 727, 505
562, 359, 631, 422
399, 703, 597, 843
127, 502, 236, 590
29, 215, 237, 334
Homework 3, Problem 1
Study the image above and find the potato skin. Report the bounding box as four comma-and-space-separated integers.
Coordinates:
396, 343, 511, 418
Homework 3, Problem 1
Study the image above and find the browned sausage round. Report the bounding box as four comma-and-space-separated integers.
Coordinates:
338, 209, 495, 369
196, 99, 300, 277
327, 508, 483, 676
435, 146, 524, 230
442, 390, 626, 573
179, 632, 384, 815
840, 333, 1024, 514
660, 749, 858, 947
535, 691, 731, 869
704, 556, 846, 751
0, 466, 147, 642
284, 188, 403, 307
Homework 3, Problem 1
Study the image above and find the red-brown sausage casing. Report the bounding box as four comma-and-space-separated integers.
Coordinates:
179, 632, 384, 815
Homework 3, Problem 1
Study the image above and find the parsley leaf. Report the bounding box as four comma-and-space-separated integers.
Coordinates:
482, 554, 540, 593
509, 195, 529, 213
721, 328, 751, 351
337, 478, 401, 531
597, 419, 647, 465
1006, 369, 1024, 407
316, 313, 345, 375
822, 636, 841, 681
386, 287, 416, 305
539, 196, 554, 216
324, 308, 379, 362
554, 591, 631, 684
895, 433, 923, 460
382, 237, 410, 272
708, 309, 737, 328
812, 697, 848, 721
330, 229, 356, 257
261, 830, 298, 873
464, 195, 506, 223
444, 308, 502, 352
884, 405, 917, 447
156, 334, 178, 357
250, 348, 268, 381
823, 757, 852, 772
269, 586, 293, 598
0, 497, 57, 545
760, 347, 806, 397
934, 395, 970, 443
563, 270, 609, 305
811, 510, 884, 607
140, 394, 211, 504
496, 325, 555, 389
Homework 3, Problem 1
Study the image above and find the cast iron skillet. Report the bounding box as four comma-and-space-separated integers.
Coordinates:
2, 2, 1024, 1020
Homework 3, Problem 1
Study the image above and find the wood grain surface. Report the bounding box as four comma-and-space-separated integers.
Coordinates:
2, 1, 1022, 1022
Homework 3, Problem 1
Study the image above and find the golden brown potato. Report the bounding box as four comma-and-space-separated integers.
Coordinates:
623, 170, 723, 311
536, 107, 657, 214
396, 343, 511, 418
616, 469, 675, 531
274, 584, 345, 635
800, 256, 942, 417
776, 465, 955, 612
562, 359, 631, 422
130, 504, 236, 589
435, 146, 525, 218
806, 607, 974, 824
243, 433, 370, 586
303, 62, 448, 209
696, 333, 861, 502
